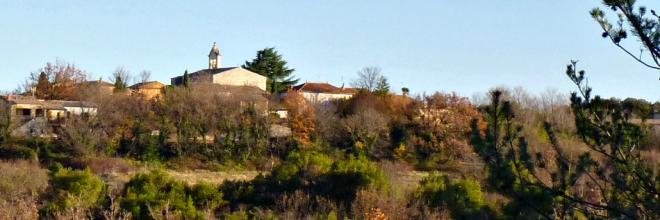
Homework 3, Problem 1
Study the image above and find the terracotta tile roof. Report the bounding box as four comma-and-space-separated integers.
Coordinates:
292, 82, 357, 94
0, 95, 66, 110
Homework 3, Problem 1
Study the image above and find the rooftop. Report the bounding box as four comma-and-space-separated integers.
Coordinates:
129, 81, 166, 89
292, 82, 356, 94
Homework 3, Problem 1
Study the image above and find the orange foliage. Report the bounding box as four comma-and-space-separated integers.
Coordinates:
410, 92, 485, 167
283, 91, 316, 145
29, 61, 87, 101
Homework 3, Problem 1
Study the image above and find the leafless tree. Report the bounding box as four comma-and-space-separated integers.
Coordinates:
351, 66, 385, 92
110, 67, 131, 89
138, 70, 151, 83
58, 116, 105, 157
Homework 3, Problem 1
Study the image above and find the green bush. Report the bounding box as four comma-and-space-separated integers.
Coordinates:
120, 171, 225, 219
222, 150, 388, 209
0, 144, 37, 161
416, 174, 491, 219
316, 155, 388, 204
222, 150, 334, 208
190, 182, 227, 210
270, 150, 333, 190
41, 164, 106, 217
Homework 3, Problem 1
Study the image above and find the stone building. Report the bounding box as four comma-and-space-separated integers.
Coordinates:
130, 81, 166, 100
171, 43, 267, 91
0, 95, 97, 121
78, 80, 115, 97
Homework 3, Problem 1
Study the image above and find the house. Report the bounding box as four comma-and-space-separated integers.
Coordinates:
171, 43, 268, 91
130, 81, 166, 100
78, 80, 115, 96
51, 100, 98, 117
1, 95, 67, 121
0, 95, 97, 122
284, 82, 357, 104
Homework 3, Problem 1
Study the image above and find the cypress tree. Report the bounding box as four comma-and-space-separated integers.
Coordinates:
182, 70, 190, 87
35, 72, 50, 99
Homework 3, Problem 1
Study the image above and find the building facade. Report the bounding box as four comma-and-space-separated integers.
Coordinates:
130, 81, 166, 100
171, 43, 267, 91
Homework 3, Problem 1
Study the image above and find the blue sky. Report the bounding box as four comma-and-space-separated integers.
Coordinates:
0, 1, 658, 101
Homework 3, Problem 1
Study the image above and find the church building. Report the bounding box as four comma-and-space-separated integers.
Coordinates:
171, 43, 268, 91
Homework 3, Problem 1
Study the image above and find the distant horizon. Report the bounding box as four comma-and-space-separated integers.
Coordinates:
1, 1, 658, 101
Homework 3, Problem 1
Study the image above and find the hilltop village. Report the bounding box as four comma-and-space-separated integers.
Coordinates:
1, 43, 371, 139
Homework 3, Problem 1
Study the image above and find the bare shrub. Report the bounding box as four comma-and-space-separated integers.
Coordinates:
0, 196, 40, 220
342, 108, 389, 156
275, 190, 343, 219
58, 115, 106, 157
85, 157, 132, 175
0, 160, 48, 219
0, 160, 48, 200
351, 190, 409, 220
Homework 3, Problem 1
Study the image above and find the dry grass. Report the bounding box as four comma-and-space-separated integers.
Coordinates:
0, 160, 48, 219
164, 169, 261, 185
0, 160, 48, 199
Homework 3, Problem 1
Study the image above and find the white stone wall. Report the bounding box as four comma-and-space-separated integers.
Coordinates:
212, 68, 267, 91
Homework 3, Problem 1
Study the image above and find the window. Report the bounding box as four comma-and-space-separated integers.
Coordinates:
19, 108, 31, 116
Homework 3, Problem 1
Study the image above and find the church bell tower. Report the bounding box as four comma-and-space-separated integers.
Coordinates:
208, 42, 222, 69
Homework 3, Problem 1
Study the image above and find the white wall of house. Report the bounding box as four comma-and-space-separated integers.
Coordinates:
300, 92, 353, 104
212, 68, 267, 91
63, 107, 97, 116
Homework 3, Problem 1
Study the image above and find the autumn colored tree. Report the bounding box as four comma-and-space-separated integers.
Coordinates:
28, 60, 87, 100
34, 72, 50, 99
408, 92, 483, 169
282, 91, 316, 146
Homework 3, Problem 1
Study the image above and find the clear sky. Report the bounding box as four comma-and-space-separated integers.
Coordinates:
1, 0, 658, 101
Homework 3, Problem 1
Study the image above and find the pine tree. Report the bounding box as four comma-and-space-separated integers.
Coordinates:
374, 76, 390, 95
242, 47, 298, 94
